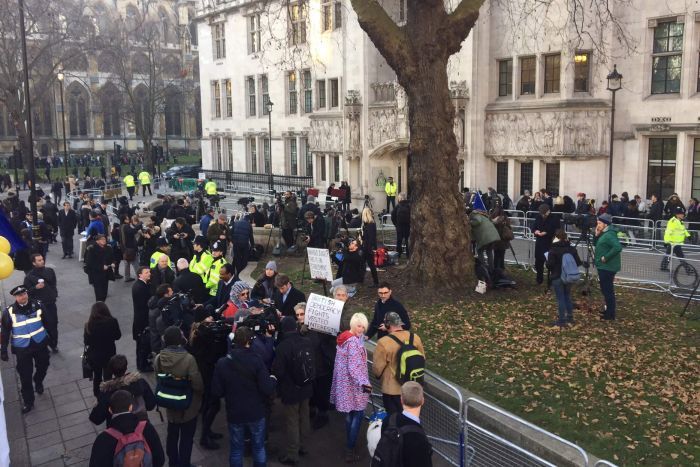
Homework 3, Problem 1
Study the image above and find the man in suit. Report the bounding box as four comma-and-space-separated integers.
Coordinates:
214, 263, 236, 308
58, 202, 78, 259
380, 381, 433, 467
131, 266, 152, 372
173, 258, 208, 305
272, 274, 306, 318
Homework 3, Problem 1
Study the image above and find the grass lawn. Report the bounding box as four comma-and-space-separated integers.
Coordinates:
254, 256, 699, 466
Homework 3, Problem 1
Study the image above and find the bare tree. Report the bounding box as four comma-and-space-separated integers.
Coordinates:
0, 0, 90, 165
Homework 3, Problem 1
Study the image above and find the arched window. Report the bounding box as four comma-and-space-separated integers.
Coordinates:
125, 4, 139, 32
164, 87, 182, 136
134, 85, 149, 137
92, 2, 109, 35
68, 84, 89, 136
101, 83, 121, 137
159, 8, 170, 44
32, 98, 53, 137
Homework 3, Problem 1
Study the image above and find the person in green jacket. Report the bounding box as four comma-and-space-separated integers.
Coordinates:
469, 209, 501, 272
594, 214, 622, 321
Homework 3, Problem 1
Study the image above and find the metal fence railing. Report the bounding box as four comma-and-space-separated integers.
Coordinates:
202, 170, 312, 197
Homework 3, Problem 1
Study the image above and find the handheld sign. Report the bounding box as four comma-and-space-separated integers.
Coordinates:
304, 293, 344, 335
307, 247, 334, 282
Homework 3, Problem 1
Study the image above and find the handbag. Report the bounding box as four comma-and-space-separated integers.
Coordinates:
81, 345, 92, 379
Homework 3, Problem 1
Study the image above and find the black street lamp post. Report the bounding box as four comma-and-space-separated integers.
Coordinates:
606, 64, 623, 203
57, 68, 69, 177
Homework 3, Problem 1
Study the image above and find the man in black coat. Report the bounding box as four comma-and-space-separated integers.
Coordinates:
88, 390, 165, 467
85, 235, 114, 302
302, 211, 326, 249
58, 201, 78, 258
379, 381, 433, 467
533, 204, 560, 285
272, 317, 313, 465
272, 274, 306, 318
648, 194, 664, 222
214, 264, 236, 308
131, 266, 153, 372
366, 282, 411, 340
173, 258, 208, 305
391, 194, 411, 258
24, 254, 60, 352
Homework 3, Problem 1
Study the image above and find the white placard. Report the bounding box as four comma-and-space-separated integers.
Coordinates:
304, 293, 345, 335
198, 172, 206, 180
307, 247, 334, 282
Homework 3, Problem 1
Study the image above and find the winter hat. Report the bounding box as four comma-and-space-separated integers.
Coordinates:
598, 213, 613, 225
384, 311, 404, 328
280, 316, 297, 334
163, 326, 184, 347
307, 195, 316, 204
265, 261, 277, 272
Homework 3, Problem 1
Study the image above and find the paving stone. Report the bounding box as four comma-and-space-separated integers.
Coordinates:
3, 400, 26, 440
8, 437, 29, 467
29, 442, 65, 466
26, 417, 59, 439
63, 444, 92, 466
55, 399, 87, 417
57, 409, 91, 429
28, 429, 62, 450
37, 459, 66, 467
23, 406, 57, 426
60, 421, 95, 441
52, 389, 85, 406
64, 432, 97, 451
48, 381, 79, 397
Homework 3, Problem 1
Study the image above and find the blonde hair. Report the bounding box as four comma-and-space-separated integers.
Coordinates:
349, 312, 369, 330
362, 207, 375, 224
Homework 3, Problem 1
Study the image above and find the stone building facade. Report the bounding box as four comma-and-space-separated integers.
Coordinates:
0, 0, 201, 162
196, 0, 700, 205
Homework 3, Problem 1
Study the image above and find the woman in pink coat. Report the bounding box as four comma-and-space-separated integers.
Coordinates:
330, 312, 372, 462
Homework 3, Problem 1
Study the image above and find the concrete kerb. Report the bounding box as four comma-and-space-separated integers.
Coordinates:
363, 341, 603, 467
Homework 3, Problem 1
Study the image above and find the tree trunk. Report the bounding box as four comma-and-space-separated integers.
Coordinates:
401, 56, 473, 289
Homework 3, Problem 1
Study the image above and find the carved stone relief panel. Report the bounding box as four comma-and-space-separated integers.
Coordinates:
309, 117, 343, 153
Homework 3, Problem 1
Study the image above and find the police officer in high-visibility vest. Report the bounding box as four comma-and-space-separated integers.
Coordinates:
1, 286, 51, 414
206, 241, 228, 297
661, 205, 691, 271
385, 176, 398, 213
138, 170, 152, 196
204, 179, 219, 207
150, 238, 173, 269
190, 236, 213, 283
123, 173, 136, 200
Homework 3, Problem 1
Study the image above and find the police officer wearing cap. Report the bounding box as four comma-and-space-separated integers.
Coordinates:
190, 236, 213, 283
1, 285, 51, 414
205, 241, 228, 297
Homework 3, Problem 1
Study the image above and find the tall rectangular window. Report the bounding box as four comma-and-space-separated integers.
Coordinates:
647, 138, 677, 199
225, 137, 233, 170
246, 76, 256, 117
651, 21, 683, 94
289, 138, 298, 175
224, 79, 232, 117
322, 0, 341, 31
213, 23, 225, 60
697, 53, 700, 92
334, 1, 342, 29
261, 75, 270, 116
545, 162, 560, 196
496, 161, 508, 194
303, 70, 312, 113
520, 162, 533, 195
303, 138, 313, 176
329, 78, 339, 108
544, 54, 560, 93
288, 71, 298, 115
317, 80, 326, 108
319, 155, 326, 182
498, 59, 512, 96
248, 137, 257, 173
263, 138, 271, 174
212, 137, 222, 170
399, 0, 406, 22
289, 3, 306, 45
520, 56, 536, 95
574, 52, 590, 92
248, 15, 261, 54
332, 155, 340, 181
211, 81, 221, 118
692, 139, 700, 199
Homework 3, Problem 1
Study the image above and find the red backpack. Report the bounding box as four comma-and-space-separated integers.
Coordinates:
105, 420, 153, 467
374, 247, 387, 267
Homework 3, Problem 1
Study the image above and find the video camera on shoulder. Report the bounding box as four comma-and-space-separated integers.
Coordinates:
562, 213, 596, 230
239, 306, 280, 336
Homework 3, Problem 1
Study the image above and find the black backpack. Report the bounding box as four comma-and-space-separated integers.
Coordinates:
371, 413, 426, 467
290, 336, 316, 387
387, 333, 425, 384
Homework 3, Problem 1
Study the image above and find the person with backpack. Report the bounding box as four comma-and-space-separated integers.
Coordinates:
211, 326, 277, 467
154, 326, 203, 467
371, 381, 433, 467
89, 390, 164, 467
372, 312, 425, 414
546, 229, 582, 328
330, 313, 372, 463
272, 316, 315, 465
89, 354, 157, 426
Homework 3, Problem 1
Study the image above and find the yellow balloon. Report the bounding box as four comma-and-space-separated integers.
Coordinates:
0, 236, 10, 255
0, 252, 14, 280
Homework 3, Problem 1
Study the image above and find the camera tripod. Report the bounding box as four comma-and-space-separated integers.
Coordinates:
573, 226, 596, 299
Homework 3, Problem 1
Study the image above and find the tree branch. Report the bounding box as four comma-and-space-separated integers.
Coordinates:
445, 0, 484, 55
349, 0, 411, 72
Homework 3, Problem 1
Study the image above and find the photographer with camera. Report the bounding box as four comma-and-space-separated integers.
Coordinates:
302, 210, 326, 249
279, 191, 299, 252
166, 217, 195, 263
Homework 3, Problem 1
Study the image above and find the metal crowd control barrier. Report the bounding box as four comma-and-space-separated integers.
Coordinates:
464, 398, 589, 467
365, 354, 464, 466
594, 460, 619, 467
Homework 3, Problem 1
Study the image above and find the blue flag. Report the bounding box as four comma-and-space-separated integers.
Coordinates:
0, 209, 27, 253
472, 192, 487, 212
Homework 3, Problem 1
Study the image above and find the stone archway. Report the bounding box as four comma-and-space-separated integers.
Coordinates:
367, 140, 408, 209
